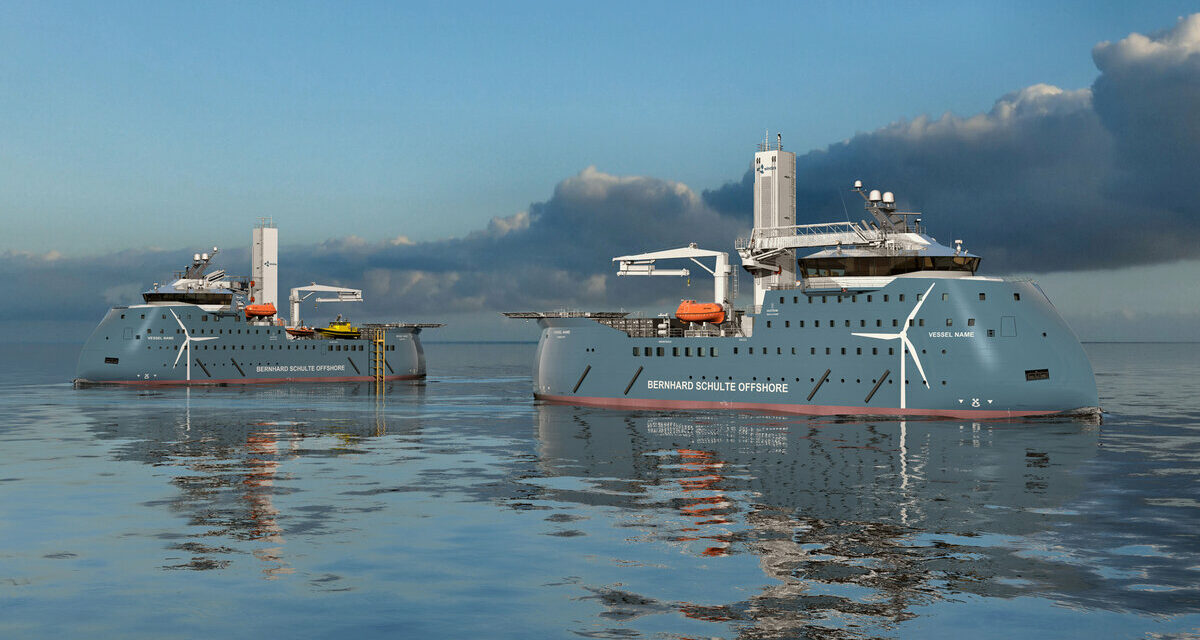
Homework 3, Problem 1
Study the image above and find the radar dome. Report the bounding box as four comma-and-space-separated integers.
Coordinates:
868, 189, 882, 202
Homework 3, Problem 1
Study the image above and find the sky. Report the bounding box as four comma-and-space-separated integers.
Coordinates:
3, 2, 1200, 342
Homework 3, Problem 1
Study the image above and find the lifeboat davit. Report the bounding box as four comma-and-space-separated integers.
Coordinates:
286, 326, 315, 338
244, 303, 277, 318
675, 300, 725, 324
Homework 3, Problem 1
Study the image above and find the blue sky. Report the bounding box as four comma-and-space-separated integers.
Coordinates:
3, 2, 1200, 341
2, 1, 1193, 253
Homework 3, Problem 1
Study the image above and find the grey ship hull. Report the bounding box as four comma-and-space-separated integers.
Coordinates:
529, 277, 1099, 419
75, 304, 428, 386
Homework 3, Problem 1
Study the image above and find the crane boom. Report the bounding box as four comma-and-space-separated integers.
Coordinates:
289, 283, 363, 327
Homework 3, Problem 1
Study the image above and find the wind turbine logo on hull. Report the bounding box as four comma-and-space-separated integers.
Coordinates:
171, 310, 218, 382
852, 283, 935, 409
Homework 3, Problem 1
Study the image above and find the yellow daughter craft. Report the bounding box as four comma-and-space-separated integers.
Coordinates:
315, 319, 361, 339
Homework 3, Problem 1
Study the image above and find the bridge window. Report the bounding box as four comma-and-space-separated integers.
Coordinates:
867, 295, 873, 302
656, 347, 664, 356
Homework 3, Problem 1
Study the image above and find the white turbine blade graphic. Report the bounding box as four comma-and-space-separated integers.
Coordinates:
191, 337, 217, 342
851, 332, 899, 341
901, 334, 930, 388
899, 283, 935, 389
171, 309, 193, 370
173, 339, 188, 368
905, 283, 937, 325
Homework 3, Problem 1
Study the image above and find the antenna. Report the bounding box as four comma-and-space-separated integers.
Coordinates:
777, 132, 782, 150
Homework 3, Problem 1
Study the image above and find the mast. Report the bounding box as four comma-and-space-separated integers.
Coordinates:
251, 217, 278, 310
739, 133, 797, 307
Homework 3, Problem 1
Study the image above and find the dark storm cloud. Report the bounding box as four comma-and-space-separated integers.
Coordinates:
704, 14, 1200, 272
7, 167, 746, 326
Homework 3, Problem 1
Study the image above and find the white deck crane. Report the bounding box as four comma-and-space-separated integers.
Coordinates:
612, 244, 732, 310
288, 283, 363, 328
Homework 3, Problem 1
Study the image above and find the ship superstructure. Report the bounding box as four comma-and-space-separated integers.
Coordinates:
75, 219, 441, 386
506, 136, 1099, 418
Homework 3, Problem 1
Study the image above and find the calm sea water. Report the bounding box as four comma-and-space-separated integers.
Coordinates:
1, 341, 1198, 639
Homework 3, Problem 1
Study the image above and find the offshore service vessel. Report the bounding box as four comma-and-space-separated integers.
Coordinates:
506, 136, 1098, 419
75, 220, 441, 386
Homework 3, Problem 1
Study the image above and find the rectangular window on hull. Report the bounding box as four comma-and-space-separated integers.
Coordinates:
104, 357, 119, 365
685, 347, 692, 357
673, 347, 680, 356
656, 347, 664, 356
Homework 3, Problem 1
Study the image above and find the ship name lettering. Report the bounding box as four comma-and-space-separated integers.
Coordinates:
928, 331, 975, 338
255, 364, 347, 373
646, 379, 788, 394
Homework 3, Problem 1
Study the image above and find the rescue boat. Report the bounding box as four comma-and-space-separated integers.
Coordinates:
244, 302, 277, 318
675, 300, 725, 324
285, 326, 315, 338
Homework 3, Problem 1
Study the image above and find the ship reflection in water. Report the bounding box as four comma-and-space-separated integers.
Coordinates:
86, 383, 416, 580
532, 405, 1123, 635
39, 341, 1196, 638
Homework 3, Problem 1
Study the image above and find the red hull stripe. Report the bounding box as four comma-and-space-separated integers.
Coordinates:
77, 374, 422, 387
535, 393, 1066, 419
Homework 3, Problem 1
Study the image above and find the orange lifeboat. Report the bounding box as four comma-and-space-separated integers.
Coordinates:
286, 326, 315, 338
244, 303, 277, 318
675, 300, 725, 324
